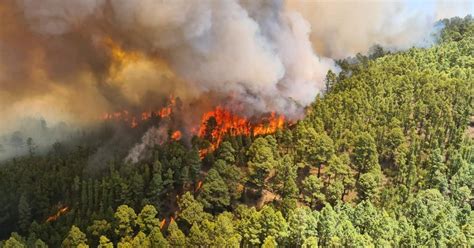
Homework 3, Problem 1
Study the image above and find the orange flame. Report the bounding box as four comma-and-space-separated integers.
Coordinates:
171, 130, 182, 141
195, 181, 203, 192
103, 36, 139, 65
253, 112, 285, 136
198, 107, 250, 154
46, 206, 69, 223
101, 96, 176, 128
160, 219, 166, 229
197, 107, 285, 157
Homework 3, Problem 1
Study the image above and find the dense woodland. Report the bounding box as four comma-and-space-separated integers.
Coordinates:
0, 16, 473, 247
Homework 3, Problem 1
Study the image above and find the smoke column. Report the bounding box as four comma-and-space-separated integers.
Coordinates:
0, 0, 472, 133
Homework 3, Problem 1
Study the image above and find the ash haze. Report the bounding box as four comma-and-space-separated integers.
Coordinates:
0, 0, 472, 159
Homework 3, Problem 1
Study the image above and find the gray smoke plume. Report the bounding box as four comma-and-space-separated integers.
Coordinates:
0, 0, 472, 133
125, 125, 168, 164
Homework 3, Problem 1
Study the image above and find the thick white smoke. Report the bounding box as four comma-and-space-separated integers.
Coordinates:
107, 0, 334, 116
1, 0, 473, 126
287, 0, 474, 58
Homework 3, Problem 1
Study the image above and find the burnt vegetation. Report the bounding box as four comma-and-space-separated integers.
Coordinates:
0, 16, 473, 247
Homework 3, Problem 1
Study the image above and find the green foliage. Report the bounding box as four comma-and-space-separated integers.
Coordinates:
302, 175, 326, 209
356, 172, 381, 202
17, 194, 31, 233
287, 207, 318, 246
186, 149, 202, 183
87, 219, 111, 238
136, 205, 160, 234
217, 141, 237, 165
247, 137, 278, 189
178, 192, 210, 226
97, 236, 113, 248
237, 206, 262, 246
261, 236, 277, 248
214, 159, 243, 201
296, 126, 334, 177
187, 223, 211, 247
130, 231, 150, 247
0, 16, 472, 247
33, 239, 48, 248
166, 222, 185, 247
148, 228, 169, 248
274, 155, 299, 201
62, 226, 88, 248
3, 233, 26, 248
114, 205, 137, 241
352, 132, 379, 174
213, 212, 241, 247
439, 15, 473, 42
197, 169, 230, 210
259, 206, 288, 243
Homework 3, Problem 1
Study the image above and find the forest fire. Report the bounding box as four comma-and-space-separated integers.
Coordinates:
253, 113, 285, 136
171, 130, 182, 141
103, 36, 139, 68
102, 98, 286, 159
197, 107, 286, 156
46, 206, 69, 223
195, 181, 203, 192
198, 107, 251, 147
160, 219, 166, 230
101, 96, 176, 128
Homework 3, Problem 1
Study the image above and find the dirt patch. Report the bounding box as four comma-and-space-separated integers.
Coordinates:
256, 189, 280, 209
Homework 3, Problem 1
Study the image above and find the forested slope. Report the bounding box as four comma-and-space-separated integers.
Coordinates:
0, 16, 473, 247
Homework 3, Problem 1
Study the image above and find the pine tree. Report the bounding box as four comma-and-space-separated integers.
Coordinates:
259, 206, 288, 244
166, 222, 186, 247
131, 231, 151, 247
114, 205, 137, 241
262, 236, 277, 248
178, 192, 210, 226
148, 227, 169, 248
217, 141, 236, 165
186, 149, 202, 184
97, 236, 113, 248
247, 137, 277, 190
137, 205, 160, 234
302, 175, 326, 209
147, 171, 164, 209
18, 194, 31, 233
3, 234, 26, 248
187, 224, 211, 247
62, 225, 88, 248
197, 169, 230, 210
353, 132, 380, 175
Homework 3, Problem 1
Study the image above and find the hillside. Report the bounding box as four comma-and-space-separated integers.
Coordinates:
0, 16, 473, 247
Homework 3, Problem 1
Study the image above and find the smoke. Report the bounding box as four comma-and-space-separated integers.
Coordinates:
0, 0, 472, 134
0, 117, 77, 160
125, 125, 169, 164
287, 0, 474, 58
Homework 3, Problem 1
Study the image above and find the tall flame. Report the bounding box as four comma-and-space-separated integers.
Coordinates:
197, 107, 285, 157
160, 218, 166, 229
198, 107, 251, 150
253, 112, 285, 136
